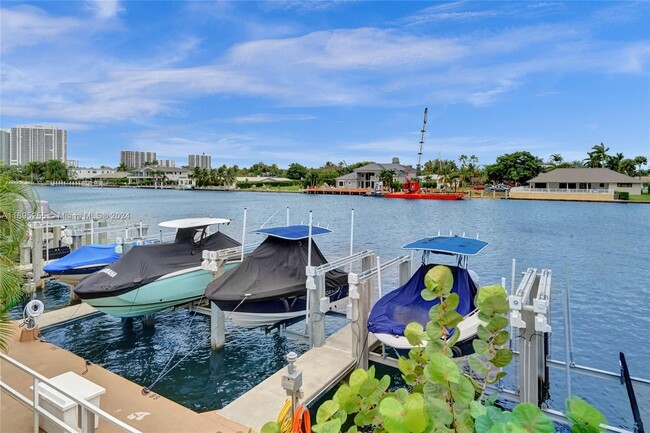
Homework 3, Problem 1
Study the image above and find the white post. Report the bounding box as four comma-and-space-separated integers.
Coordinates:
374, 256, 382, 303
211, 303, 226, 350
307, 211, 313, 267
286, 207, 290, 226
241, 208, 247, 262
45, 222, 49, 261
511, 259, 516, 294
90, 219, 95, 244
139, 220, 143, 238
349, 208, 355, 257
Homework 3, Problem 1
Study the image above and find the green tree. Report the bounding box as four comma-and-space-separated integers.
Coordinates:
634, 156, 648, 178
618, 159, 637, 177
286, 163, 308, 180
0, 175, 37, 351
423, 158, 458, 175
485, 151, 543, 185
43, 160, 69, 182
584, 143, 610, 168
379, 169, 396, 191
606, 152, 624, 171
22, 161, 45, 183
116, 163, 129, 172
317, 168, 339, 186
548, 153, 564, 165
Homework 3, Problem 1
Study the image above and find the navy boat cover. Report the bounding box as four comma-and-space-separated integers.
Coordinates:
402, 236, 489, 256
44, 244, 120, 273
253, 225, 332, 240
368, 263, 478, 336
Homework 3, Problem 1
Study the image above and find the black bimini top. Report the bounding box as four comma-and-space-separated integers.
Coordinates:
74, 228, 240, 299
205, 235, 347, 303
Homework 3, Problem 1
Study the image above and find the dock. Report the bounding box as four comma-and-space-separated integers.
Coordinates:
303, 186, 371, 195
216, 325, 377, 431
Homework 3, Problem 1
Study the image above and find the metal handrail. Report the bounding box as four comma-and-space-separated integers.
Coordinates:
0, 352, 141, 433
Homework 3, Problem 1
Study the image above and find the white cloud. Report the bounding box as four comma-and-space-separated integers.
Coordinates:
85, 0, 123, 19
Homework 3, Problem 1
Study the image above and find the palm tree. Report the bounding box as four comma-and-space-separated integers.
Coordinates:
618, 159, 637, 177
116, 163, 128, 172
634, 156, 648, 178
0, 175, 37, 351
584, 143, 610, 168
549, 154, 564, 165
606, 153, 624, 171
379, 169, 396, 191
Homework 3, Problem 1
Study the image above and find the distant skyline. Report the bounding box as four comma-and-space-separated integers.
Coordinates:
1, 1, 649, 169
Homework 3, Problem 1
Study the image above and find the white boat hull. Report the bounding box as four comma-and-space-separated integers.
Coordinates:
225, 310, 305, 329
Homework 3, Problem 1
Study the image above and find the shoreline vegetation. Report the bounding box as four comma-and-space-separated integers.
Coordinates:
31, 182, 650, 203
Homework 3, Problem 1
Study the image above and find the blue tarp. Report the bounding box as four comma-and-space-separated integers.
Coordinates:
253, 225, 332, 240
368, 263, 478, 336
44, 244, 120, 273
402, 236, 489, 256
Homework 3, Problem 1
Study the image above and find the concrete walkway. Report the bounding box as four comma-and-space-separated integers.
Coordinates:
216, 325, 376, 431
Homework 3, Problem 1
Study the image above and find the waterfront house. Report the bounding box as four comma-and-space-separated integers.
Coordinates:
69, 166, 116, 180
335, 157, 410, 189
510, 168, 643, 201
129, 166, 193, 187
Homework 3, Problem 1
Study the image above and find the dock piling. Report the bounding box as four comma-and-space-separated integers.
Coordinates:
210, 303, 226, 350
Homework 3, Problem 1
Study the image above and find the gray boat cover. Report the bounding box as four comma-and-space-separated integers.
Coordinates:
74, 228, 240, 299
205, 236, 347, 302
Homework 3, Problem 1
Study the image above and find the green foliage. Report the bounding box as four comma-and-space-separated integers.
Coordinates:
311, 264, 606, 433
614, 191, 629, 200
484, 151, 543, 185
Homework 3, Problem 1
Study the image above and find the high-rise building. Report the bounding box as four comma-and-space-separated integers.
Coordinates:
0, 129, 10, 165
188, 153, 211, 169
9, 125, 67, 166
120, 150, 157, 169
156, 159, 176, 168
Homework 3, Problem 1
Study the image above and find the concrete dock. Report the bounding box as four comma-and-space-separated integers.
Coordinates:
216, 325, 377, 431
1, 306, 249, 433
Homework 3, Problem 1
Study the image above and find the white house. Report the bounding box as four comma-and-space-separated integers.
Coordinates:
525, 168, 643, 195
129, 166, 193, 187
70, 167, 116, 180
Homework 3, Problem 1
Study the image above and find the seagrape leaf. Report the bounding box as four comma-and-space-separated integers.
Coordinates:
425, 265, 454, 295
474, 414, 494, 433
486, 422, 507, 433
421, 288, 436, 301
347, 427, 359, 433
317, 400, 340, 424
441, 310, 464, 329
444, 293, 460, 310
359, 377, 381, 397
487, 316, 509, 332
426, 353, 461, 385
565, 396, 607, 431
426, 322, 443, 341
427, 396, 453, 425
493, 330, 509, 346
394, 387, 410, 402
490, 349, 513, 368
312, 419, 342, 433
468, 355, 489, 376
473, 339, 490, 356
260, 422, 281, 433
478, 296, 509, 316
477, 324, 491, 340
470, 400, 487, 418
486, 371, 508, 384
334, 384, 361, 413
476, 285, 507, 305
404, 394, 428, 433
450, 375, 476, 406
405, 322, 425, 346
510, 403, 554, 433
379, 397, 408, 433
455, 409, 475, 433
367, 365, 376, 379
398, 356, 415, 375
349, 368, 368, 392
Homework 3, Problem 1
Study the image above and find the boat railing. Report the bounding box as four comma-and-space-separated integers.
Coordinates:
0, 352, 141, 433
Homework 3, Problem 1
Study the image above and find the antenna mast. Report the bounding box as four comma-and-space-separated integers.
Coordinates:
416, 107, 428, 177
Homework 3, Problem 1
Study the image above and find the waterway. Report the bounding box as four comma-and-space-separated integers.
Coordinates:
28, 187, 650, 427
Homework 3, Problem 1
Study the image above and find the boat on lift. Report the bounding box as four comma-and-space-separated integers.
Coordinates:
74, 218, 241, 317
205, 224, 348, 329
368, 235, 489, 356
44, 244, 121, 286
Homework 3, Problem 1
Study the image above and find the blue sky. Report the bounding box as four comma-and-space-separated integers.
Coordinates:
1, 1, 649, 169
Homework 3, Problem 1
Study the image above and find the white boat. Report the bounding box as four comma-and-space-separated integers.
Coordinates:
74, 218, 240, 317
368, 235, 492, 356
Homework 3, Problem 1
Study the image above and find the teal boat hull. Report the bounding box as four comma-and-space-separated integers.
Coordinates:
83, 263, 237, 318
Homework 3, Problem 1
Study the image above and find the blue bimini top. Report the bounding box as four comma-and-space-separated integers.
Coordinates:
253, 224, 332, 240
367, 263, 478, 336
44, 244, 120, 273
402, 236, 489, 256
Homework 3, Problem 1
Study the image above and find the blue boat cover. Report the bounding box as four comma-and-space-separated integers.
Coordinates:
44, 244, 120, 273
402, 236, 488, 256
368, 263, 478, 336
253, 225, 332, 240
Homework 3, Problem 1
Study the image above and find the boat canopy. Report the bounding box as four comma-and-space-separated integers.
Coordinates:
206, 236, 346, 303
253, 224, 332, 240
44, 244, 120, 273
368, 263, 478, 336
159, 217, 230, 229
402, 236, 489, 256
74, 231, 240, 299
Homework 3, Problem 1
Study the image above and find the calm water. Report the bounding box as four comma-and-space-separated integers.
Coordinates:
32, 187, 649, 427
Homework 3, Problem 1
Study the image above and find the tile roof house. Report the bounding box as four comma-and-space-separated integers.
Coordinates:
525, 168, 643, 195
335, 157, 411, 189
